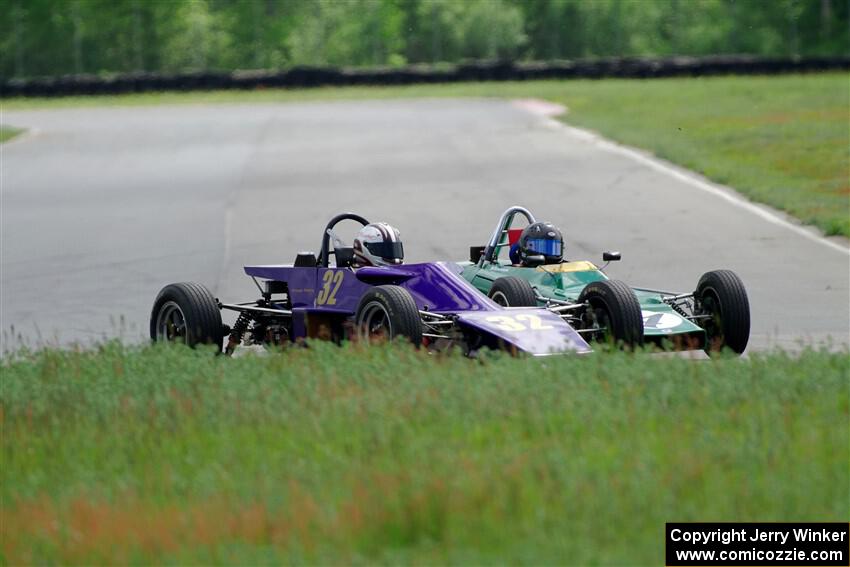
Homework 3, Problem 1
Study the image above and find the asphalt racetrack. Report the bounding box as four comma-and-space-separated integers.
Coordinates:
2, 99, 848, 351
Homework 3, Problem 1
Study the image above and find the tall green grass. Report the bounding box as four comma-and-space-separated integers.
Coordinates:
2, 343, 847, 564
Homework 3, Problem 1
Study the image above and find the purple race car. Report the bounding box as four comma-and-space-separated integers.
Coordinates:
151, 213, 591, 356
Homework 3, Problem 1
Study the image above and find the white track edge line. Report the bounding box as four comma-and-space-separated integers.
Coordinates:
539, 116, 849, 257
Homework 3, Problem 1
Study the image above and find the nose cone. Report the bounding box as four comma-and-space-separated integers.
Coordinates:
455, 308, 591, 355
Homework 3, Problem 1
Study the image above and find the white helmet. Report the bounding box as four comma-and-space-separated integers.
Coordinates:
353, 222, 404, 267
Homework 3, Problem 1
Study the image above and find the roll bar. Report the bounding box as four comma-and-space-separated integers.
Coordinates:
479, 206, 536, 266
318, 212, 370, 267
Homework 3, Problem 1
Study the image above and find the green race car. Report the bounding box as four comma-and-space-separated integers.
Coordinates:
459, 206, 750, 354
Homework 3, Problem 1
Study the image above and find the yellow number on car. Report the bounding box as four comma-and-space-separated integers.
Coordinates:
485, 313, 553, 332
317, 270, 345, 305
515, 314, 553, 330
485, 315, 527, 332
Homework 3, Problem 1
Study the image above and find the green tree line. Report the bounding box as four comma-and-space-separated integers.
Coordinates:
1, 0, 847, 78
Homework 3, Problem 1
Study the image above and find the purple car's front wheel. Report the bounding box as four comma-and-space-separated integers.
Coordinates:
354, 285, 422, 346
358, 301, 392, 341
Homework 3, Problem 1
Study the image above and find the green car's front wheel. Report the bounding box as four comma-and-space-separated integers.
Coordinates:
694, 270, 750, 355
577, 280, 644, 348
488, 276, 538, 307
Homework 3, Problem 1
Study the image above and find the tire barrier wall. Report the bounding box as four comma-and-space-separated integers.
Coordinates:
3, 55, 848, 97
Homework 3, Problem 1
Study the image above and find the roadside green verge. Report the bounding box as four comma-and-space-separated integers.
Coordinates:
543, 74, 850, 238
0, 125, 23, 143
2, 343, 847, 564
3, 73, 848, 237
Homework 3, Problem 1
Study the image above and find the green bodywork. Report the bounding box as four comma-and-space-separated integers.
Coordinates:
459, 258, 706, 345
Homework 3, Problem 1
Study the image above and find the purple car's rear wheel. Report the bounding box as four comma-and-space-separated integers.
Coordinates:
155, 301, 186, 342
150, 282, 223, 350
355, 285, 422, 346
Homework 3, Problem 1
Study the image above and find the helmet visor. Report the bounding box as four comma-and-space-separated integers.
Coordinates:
364, 241, 404, 261
526, 238, 562, 256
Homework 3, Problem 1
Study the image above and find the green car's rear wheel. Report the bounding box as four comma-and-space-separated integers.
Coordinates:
488, 276, 538, 307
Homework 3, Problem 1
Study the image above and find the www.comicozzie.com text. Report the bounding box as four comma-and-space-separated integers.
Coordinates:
670, 527, 848, 546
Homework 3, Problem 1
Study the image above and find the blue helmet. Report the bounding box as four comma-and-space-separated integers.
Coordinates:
518, 221, 563, 265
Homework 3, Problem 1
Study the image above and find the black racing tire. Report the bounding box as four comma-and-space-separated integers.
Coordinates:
695, 270, 750, 355
488, 277, 538, 307
355, 285, 422, 346
150, 282, 223, 350
577, 279, 644, 348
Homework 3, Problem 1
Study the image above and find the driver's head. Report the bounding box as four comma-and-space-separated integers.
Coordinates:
353, 223, 404, 267
518, 221, 563, 265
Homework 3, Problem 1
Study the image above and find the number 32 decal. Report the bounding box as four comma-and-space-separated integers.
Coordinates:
485, 314, 553, 332
317, 270, 345, 305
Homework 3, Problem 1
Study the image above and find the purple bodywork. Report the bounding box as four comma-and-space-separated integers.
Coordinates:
245, 261, 590, 355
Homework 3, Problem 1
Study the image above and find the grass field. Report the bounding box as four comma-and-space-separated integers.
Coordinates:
2, 343, 847, 564
3, 73, 848, 237
0, 125, 23, 144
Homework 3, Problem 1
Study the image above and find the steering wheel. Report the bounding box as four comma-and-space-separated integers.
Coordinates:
318, 213, 370, 267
